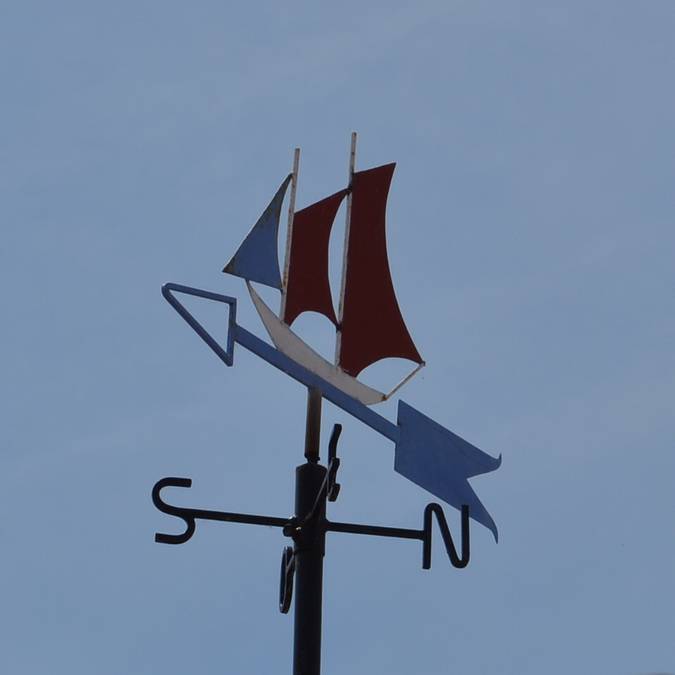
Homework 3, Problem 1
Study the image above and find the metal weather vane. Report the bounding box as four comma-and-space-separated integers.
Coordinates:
152, 133, 501, 675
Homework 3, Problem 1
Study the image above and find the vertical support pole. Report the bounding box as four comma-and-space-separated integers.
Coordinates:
292, 461, 327, 675
304, 387, 322, 462
293, 387, 326, 675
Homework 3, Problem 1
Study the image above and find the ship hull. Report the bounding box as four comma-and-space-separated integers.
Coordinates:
247, 283, 386, 406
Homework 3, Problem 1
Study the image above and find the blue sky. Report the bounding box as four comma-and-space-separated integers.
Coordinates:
2, 2, 674, 673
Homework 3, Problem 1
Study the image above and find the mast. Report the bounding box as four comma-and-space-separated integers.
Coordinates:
280, 148, 300, 322
335, 132, 357, 365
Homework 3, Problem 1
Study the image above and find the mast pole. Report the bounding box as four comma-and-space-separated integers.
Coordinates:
280, 147, 300, 321
334, 131, 357, 366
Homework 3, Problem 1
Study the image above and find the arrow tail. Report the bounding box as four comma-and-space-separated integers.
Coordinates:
395, 402, 501, 541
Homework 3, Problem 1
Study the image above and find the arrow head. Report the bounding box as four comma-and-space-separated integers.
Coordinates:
161, 283, 237, 367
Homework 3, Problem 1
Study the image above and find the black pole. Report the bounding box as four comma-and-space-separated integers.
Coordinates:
304, 387, 322, 462
293, 387, 326, 675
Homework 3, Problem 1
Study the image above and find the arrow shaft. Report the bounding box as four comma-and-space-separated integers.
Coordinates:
161, 283, 500, 540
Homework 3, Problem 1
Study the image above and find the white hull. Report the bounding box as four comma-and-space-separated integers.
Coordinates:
247, 283, 386, 406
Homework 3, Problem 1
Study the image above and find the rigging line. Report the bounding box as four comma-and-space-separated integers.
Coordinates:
335, 131, 357, 366
280, 147, 300, 321
383, 361, 426, 401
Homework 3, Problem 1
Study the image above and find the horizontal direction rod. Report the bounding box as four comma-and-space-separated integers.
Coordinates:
326, 520, 423, 541
153, 480, 470, 566
152, 477, 289, 545
183, 507, 288, 529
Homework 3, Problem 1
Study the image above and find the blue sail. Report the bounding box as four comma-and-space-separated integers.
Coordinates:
223, 174, 292, 289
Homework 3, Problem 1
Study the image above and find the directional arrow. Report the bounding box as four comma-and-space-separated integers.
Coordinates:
162, 283, 501, 541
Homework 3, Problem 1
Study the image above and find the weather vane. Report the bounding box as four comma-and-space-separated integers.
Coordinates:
152, 132, 501, 675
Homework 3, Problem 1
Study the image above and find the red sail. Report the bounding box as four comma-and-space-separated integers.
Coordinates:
282, 190, 346, 326
338, 163, 423, 377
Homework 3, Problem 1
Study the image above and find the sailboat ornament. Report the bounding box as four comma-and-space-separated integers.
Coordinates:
160, 134, 501, 541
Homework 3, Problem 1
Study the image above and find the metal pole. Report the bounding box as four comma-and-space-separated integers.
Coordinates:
293, 387, 326, 675
280, 147, 300, 320
335, 132, 357, 365
304, 387, 322, 463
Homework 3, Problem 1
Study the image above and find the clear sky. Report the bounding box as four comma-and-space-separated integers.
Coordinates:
2, 2, 674, 674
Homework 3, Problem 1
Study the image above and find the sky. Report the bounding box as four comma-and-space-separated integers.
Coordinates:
2, 2, 674, 673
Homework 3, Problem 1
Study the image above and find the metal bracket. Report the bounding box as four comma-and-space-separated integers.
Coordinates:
279, 546, 295, 614
327, 424, 341, 501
